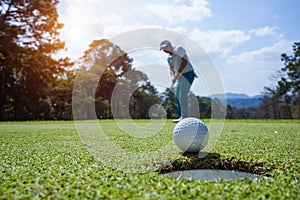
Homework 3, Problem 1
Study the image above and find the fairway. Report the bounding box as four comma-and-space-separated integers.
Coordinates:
0, 120, 299, 199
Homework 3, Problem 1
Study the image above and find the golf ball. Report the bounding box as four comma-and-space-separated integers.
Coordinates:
173, 117, 208, 153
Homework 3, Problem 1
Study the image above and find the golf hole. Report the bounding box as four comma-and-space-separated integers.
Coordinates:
157, 154, 269, 182
165, 169, 261, 181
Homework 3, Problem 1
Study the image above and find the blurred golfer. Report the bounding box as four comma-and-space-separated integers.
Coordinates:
160, 40, 197, 123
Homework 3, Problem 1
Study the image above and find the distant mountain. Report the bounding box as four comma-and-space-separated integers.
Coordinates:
210, 93, 263, 108
211, 93, 262, 99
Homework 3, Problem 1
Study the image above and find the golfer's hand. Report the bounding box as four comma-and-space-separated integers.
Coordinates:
172, 77, 176, 84
172, 73, 181, 83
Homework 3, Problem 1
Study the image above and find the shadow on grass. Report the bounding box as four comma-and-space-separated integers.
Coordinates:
156, 152, 270, 176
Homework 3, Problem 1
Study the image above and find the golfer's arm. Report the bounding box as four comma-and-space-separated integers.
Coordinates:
175, 55, 188, 78
178, 56, 187, 74
170, 68, 176, 78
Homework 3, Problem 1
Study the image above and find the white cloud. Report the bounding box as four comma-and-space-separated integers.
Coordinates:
146, 0, 211, 25
190, 29, 251, 55
228, 39, 293, 64
58, 0, 211, 60
188, 27, 294, 95
250, 26, 277, 37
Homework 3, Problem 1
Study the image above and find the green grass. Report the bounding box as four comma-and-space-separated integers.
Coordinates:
0, 120, 299, 199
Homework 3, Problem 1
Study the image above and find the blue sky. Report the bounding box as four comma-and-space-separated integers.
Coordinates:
57, 0, 299, 96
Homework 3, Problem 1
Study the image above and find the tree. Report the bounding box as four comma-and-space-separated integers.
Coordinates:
78, 39, 159, 119
49, 70, 76, 119
80, 39, 132, 100
0, 0, 72, 120
161, 87, 177, 119
263, 42, 300, 119
280, 42, 300, 118
77, 39, 132, 119
129, 81, 160, 119
198, 97, 211, 118
226, 105, 259, 119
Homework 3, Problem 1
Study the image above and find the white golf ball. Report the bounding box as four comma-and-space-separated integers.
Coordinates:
173, 117, 208, 153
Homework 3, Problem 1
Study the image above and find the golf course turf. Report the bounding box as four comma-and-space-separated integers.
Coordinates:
0, 120, 299, 199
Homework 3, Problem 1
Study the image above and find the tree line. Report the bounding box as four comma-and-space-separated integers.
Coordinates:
1, 1, 299, 120
260, 42, 300, 119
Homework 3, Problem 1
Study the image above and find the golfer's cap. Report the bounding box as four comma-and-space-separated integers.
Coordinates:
160, 40, 171, 50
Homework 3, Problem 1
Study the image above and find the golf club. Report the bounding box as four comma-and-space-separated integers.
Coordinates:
156, 82, 175, 115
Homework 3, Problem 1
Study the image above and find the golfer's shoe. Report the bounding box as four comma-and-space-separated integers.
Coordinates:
172, 117, 183, 123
